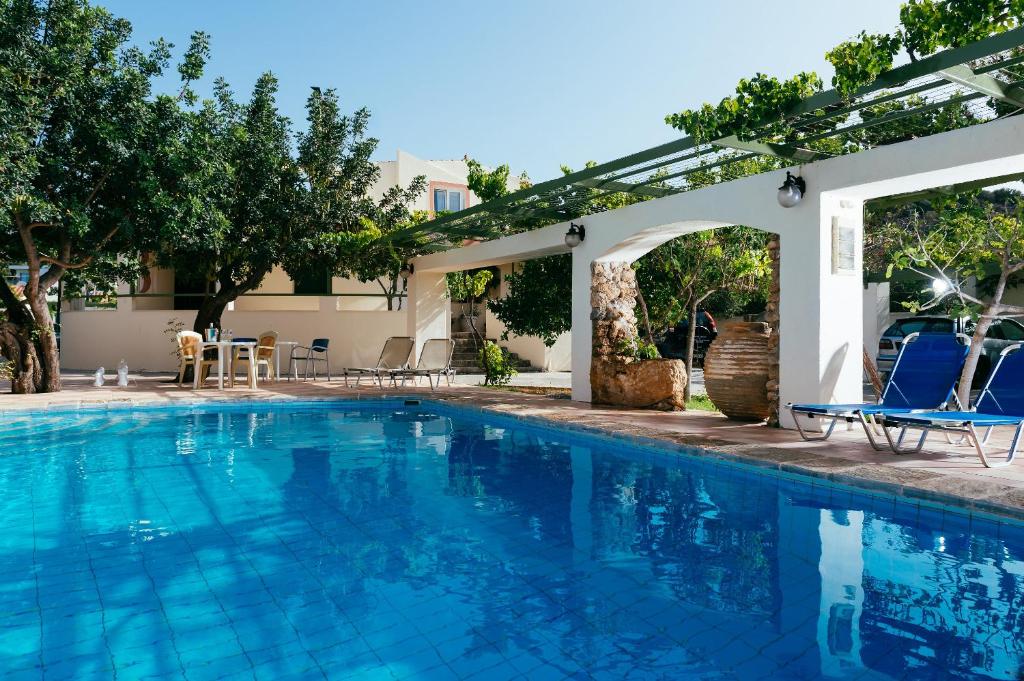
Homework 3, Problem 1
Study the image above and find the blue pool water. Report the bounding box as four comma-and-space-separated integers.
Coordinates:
0, 400, 1022, 680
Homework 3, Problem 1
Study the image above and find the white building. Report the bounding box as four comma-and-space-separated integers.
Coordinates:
59, 150, 575, 374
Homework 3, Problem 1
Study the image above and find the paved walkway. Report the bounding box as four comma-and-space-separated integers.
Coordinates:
452, 369, 707, 395
1, 374, 1022, 521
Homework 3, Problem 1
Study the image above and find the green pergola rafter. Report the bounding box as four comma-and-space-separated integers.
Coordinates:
385, 27, 1024, 251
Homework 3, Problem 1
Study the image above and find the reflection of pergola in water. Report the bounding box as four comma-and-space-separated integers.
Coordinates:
387, 29, 1024, 429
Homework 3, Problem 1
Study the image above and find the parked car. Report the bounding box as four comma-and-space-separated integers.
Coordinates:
656, 313, 718, 367
876, 315, 1024, 387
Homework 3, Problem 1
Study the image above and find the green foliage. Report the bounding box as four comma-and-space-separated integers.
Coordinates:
615, 337, 660, 361
488, 255, 571, 347
900, 0, 1022, 59
686, 394, 718, 412
467, 158, 511, 202
636, 228, 771, 331
0, 0, 210, 391
446, 269, 493, 303
447, 268, 494, 321
478, 341, 517, 386
666, 1, 1024, 145
826, 32, 902, 98
664, 72, 823, 141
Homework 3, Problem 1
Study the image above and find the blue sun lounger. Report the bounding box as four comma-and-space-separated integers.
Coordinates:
786, 332, 969, 450
878, 343, 1024, 468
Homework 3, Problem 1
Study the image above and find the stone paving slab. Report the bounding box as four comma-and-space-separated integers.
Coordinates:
2, 374, 1023, 522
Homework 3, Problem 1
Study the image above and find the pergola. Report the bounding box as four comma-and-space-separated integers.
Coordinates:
391, 29, 1024, 428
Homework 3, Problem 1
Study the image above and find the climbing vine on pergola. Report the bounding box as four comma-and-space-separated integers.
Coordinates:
385, 28, 1024, 251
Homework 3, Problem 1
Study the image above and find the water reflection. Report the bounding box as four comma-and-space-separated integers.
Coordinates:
2, 405, 1022, 680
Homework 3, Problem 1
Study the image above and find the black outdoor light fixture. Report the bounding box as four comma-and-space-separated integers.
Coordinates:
565, 222, 586, 248
399, 263, 414, 281
777, 171, 806, 208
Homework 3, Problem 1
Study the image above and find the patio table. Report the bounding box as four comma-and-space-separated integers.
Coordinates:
274, 341, 299, 381
193, 340, 258, 390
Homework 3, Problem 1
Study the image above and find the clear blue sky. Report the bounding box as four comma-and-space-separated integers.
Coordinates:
103, 0, 905, 181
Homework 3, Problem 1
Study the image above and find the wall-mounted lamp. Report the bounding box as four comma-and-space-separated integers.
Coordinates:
565, 222, 586, 248
399, 263, 414, 282
777, 171, 806, 208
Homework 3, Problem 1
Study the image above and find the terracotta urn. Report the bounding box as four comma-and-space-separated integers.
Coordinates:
703, 321, 772, 421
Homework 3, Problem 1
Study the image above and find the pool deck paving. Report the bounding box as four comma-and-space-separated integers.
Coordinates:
3, 373, 1024, 523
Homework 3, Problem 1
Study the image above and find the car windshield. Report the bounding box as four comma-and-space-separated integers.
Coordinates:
887, 318, 954, 337
992, 319, 1024, 341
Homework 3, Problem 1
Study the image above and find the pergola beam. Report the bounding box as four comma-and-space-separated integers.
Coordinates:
711, 135, 828, 162
383, 27, 1024, 247
572, 177, 673, 198
938, 64, 1024, 108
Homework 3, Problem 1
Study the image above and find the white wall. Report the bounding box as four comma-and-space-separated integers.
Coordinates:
61, 300, 406, 373
862, 283, 891, 355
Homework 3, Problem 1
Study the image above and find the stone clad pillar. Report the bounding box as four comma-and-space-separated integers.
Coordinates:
588, 261, 686, 410
765, 235, 781, 426
590, 262, 639, 360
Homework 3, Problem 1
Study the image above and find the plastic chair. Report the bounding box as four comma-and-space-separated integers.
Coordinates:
177, 330, 217, 388
233, 331, 277, 386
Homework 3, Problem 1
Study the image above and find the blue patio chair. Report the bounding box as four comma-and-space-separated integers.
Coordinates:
878, 343, 1024, 467
786, 332, 969, 450
289, 338, 331, 381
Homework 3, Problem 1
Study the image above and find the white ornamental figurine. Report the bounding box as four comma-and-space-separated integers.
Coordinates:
117, 359, 129, 387
93, 367, 105, 387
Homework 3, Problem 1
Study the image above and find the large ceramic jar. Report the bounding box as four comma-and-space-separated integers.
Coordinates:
703, 321, 771, 421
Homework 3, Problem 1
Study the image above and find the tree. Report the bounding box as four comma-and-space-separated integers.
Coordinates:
488, 255, 572, 347
0, 0, 209, 392
151, 73, 301, 334
637, 228, 771, 400
348, 207, 429, 311
447, 268, 493, 339
884, 191, 1024, 405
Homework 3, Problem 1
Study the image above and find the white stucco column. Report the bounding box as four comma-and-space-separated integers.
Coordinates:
570, 249, 593, 402
778, 193, 864, 428
406, 271, 450, 360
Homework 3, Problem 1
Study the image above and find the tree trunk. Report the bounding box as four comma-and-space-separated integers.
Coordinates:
635, 287, 655, 345
1, 280, 57, 393
0, 319, 43, 394
863, 345, 884, 398
193, 293, 234, 335
958, 270, 1010, 406
24, 289, 60, 392
683, 299, 699, 403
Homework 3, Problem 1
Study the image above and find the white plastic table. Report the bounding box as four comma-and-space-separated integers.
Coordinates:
193, 340, 258, 390
274, 341, 299, 381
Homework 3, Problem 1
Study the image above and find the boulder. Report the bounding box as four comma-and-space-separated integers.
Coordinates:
591, 358, 687, 411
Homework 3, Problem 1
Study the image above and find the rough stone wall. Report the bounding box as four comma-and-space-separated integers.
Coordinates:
765, 235, 781, 427
590, 261, 687, 411
591, 262, 639, 358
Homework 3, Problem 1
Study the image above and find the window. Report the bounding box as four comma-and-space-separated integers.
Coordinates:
433, 187, 465, 213
885, 318, 954, 337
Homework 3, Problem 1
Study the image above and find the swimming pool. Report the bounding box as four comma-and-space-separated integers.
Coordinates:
0, 399, 1021, 680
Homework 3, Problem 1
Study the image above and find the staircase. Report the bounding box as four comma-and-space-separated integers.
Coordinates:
450, 331, 540, 374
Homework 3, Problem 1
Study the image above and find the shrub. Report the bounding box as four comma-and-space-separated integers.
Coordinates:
478, 341, 517, 386
615, 337, 660, 361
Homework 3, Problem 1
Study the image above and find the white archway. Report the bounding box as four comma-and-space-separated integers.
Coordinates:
411, 114, 1024, 428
